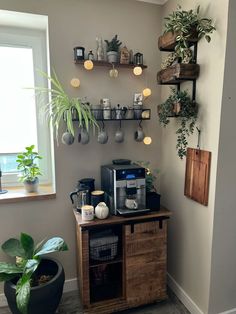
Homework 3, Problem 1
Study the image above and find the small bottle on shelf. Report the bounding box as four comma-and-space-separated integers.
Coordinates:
88, 50, 94, 61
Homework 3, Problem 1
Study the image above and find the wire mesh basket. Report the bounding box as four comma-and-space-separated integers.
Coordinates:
90, 234, 119, 262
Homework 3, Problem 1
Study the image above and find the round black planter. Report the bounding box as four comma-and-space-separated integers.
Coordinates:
4, 258, 65, 314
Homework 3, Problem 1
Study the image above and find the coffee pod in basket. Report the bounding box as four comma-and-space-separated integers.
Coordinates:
81, 205, 94, 221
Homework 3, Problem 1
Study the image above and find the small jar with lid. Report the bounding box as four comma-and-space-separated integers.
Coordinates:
81, 205, 94, 221
88, 50, 94, 61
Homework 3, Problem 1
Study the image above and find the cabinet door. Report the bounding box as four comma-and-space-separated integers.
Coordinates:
125, 221, 167, 305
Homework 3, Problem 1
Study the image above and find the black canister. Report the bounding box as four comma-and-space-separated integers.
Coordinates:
91, 190, 104, 208
78, 178, 95, 193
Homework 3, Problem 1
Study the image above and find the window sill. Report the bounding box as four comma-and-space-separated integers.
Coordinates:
0, 185, 56, 204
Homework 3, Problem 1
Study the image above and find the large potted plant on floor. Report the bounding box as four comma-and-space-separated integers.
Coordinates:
16, 145, 42, 193
0, 233, 68, 314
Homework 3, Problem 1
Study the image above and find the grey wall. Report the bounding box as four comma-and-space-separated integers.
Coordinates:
160, 0, 229, 313
0, 0, 162, 294
208, 1, 236, 313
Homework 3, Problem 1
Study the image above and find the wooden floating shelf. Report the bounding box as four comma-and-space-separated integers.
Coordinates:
74, 59, 147, 69
157, 63, 200, 85
158, 31, 198, 52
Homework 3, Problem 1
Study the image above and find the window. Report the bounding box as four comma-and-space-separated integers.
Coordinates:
0, 13, 53, 186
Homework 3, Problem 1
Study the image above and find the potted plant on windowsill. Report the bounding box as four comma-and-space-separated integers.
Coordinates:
16, 145, 42, 193
105, 35, 122, 63
135, 161, 160, 211
158, 88, 198, 159
158, 5, 216, 59
0, 233, 68, 314
35, 70, 98, 145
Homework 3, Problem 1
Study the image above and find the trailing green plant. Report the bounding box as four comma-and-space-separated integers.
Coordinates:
135, 161, 159, 192
0, 233, 68, 314
105, 35, 122, 52
16, 145, 42, 183
34, 70, 98, 143
158, 88, 198, 159
164, 5, 216, 59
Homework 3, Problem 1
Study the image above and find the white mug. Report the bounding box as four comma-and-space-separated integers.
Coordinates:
125, 198, 138, 210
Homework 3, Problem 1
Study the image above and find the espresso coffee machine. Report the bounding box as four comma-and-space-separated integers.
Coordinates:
101, 164, 150, 216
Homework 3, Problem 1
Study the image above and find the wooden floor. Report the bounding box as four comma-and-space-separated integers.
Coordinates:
1, 289, 190, 314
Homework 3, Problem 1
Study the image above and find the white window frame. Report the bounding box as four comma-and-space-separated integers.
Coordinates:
0, 25, 53, 186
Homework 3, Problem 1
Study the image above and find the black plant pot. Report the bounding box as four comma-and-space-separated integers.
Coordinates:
146, 192, 161, 211
4, 258, 65, 314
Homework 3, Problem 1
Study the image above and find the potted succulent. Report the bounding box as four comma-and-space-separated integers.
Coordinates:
158, 88, 198, 159
105, 35, 122, 63
16, 145, 42, 193
135, 161, 160, 210
159, 5, 216, 59
35, 70, 98, 145
0, 232, 68, 314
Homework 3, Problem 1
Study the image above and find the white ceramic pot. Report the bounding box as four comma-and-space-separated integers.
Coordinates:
107, 51, 118, 63
95, 202, 109, 219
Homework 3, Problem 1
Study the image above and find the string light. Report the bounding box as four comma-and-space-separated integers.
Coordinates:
143, 136, 152, 145
142, 88, 152, 97
70, 78, 80, 88
133, 66, 143, 76
84, 60, 94, 70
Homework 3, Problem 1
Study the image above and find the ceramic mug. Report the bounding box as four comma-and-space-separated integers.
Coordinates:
98, 129, 108, 144
78, 127, 90, 144
134, 127, 145, 142
115, 128, 124, 143
125, 198, 138, 210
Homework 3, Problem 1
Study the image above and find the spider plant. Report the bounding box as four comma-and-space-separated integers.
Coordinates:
34, 70, 98, 143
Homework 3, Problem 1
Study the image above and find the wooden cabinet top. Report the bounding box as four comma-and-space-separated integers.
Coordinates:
73, 207, 172, 229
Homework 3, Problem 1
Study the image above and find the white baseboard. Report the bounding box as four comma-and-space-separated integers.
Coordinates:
219, 309, 236, 314
0, 277, 78, 308
167, 273, 204, 314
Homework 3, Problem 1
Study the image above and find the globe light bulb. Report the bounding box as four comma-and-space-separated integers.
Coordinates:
70, 78, 80, 88
133, 66, 142, 76
143, 136, 152, 145
142, 88, 152, 97
84, 60, 94, 70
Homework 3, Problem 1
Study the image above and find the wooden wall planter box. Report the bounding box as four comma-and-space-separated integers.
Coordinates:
158, 31, 198, 51
157, 63, 200, 84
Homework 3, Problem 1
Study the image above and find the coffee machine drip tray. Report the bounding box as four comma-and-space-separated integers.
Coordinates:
117, 208, 150, 217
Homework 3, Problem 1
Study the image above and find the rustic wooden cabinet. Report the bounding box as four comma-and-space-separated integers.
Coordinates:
74, 208, 171, 314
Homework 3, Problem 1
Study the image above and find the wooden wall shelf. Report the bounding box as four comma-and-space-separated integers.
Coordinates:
75, 59, 147, 69
158, 31, 198, 52
157, 63, 200, 85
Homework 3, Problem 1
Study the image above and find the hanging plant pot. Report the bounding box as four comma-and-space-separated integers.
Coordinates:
158, 88, 198, 159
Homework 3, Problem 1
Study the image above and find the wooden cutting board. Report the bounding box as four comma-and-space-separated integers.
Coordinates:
184, 148, 211, 206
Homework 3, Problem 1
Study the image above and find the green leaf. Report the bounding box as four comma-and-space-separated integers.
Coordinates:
16, 275, 31, 314
24, 259, 40, 276
2, 239, 25, 258
0, 273, 18, 282
20, 233, 34, 259
34, 237, 68, 257
0, 262, 23, 275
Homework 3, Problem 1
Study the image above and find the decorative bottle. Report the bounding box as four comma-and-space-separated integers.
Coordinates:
96, 37, 104, 61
